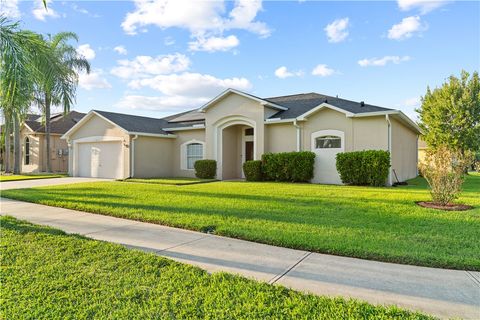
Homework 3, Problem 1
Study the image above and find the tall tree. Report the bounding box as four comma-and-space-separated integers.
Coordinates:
417, 70, 480, 153
0, 17, 49, 173
35, 32, 90, 172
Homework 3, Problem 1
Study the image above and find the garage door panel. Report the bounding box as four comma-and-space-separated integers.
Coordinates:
77, 141, 123, 179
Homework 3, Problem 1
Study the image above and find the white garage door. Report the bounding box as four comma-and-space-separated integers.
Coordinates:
311, 130, 344, 184
77, 141, 123, 179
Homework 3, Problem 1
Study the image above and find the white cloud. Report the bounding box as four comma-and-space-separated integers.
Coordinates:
0, 0, 21, 18
32, 0, 59, 21
324, 17, 349, 43
397, 0, 450, 14
225, 0, 270, 37
121, 0, 270, 51
79, 69, 111, 90
404, 96, 421, 108
115, 95, 209, 112
388, 16, 426, 40
116, 71, 252, 112
274, 66, 303, 79
358, 55, 411, 67
127, 72, 252, 97
189, 35, 240, 52
122, 0, 270, 36
114, 45, 128, 55
311, 64, 335, 77
111, 54, 190, 79
71, 3, 100, 17
76, 44, 96, 60
164, 37, 175, 46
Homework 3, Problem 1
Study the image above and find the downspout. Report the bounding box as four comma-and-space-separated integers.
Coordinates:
415, 135, 419, 176
130, 135, 138, 178
385, 114, 392, 186
293, 119, 301, 152
66, 138, 72, 176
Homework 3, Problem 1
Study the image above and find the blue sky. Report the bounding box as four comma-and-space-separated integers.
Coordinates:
2, 0, 479, 120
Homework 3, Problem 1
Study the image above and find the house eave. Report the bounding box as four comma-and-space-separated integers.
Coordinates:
163, 125, 206, 132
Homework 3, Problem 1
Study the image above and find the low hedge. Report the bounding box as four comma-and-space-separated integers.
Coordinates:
262, 151, 315, 182
336, 150, 390, 186
194, 160, 217, 179
243, 160, 263, 181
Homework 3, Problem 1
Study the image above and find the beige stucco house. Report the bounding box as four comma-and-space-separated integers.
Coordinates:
17, 111, 85, 173
62, 89, 421, 185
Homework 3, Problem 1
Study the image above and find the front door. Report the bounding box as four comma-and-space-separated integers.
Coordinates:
245, 141, 254, 161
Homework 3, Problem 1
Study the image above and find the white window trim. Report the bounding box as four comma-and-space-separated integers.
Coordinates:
180, 140, 205, 171
311, 130, 345, 151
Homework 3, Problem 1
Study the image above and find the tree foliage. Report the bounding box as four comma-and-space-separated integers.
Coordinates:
417, 70, 480, 153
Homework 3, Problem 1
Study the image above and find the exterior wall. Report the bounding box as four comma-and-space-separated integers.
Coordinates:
172, 129, 206, 178
133, 136, 173, 178
351, 116, 389, 151
300, 108, 354, 152
264, 123, 297, 153
45, 135, 68, 172
67, 114, 130, 178
20, 127, 41, 173
391, 117, 418, 182
221, 125, 241, 179
69, 115, 126, 139
205, 93, 265, 162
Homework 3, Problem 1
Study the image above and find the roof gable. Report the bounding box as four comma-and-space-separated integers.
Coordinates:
199, 88, 288, 112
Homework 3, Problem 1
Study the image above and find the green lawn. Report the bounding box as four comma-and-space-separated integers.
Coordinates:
0, 216, 431, 319
0, 173, 65, 182
123, 177, 217, 185
2, 174, 479, 270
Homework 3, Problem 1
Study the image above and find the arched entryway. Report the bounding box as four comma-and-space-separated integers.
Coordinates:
214, 116, 256, 180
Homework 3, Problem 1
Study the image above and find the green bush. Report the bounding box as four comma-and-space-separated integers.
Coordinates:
262, 151, 315, 182
243, 160, 263, 181
336, 150, 390, 186
194, 160, 217, 179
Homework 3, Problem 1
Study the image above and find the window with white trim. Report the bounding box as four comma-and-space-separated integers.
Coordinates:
315, 135, 341, 149
24, 137, 30, 165
186, 143, 203, 169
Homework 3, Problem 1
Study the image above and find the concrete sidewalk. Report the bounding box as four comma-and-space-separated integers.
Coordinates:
0, 177, 110, 191
1, 197, 479, 319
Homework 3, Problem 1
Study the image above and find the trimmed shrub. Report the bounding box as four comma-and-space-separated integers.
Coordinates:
194, 160, 217, 179
262, 151, 315, 182
243, 160, 263, 181
336, 150, 390, 186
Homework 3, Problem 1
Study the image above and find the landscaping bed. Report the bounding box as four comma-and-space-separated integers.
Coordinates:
0, 216, 431, 319
2, 174, 479, 270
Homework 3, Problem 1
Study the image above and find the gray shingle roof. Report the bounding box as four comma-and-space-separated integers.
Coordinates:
88, 91, 395, 135
94, 110, 171, 135
25, 111, 86, 134
265, 93, 392, 119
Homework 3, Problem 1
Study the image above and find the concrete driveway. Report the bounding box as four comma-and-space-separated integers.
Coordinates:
0, 197, 478, 319
0, 177, 110, 191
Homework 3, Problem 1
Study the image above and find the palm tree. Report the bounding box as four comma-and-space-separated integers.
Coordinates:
0, 17, 49, 173
35, 32, 90, 172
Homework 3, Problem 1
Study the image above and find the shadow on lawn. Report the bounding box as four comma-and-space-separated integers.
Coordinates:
10, 188, 477, 237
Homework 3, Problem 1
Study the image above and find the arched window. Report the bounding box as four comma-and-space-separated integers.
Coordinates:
24, 137, 30, 165
186, 143, 203, 169
315, 135, 341, 149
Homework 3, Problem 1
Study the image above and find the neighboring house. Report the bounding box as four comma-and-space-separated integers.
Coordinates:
19, 111, 85, 173
62, 89, 421, 185
418, 138, 428, 164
